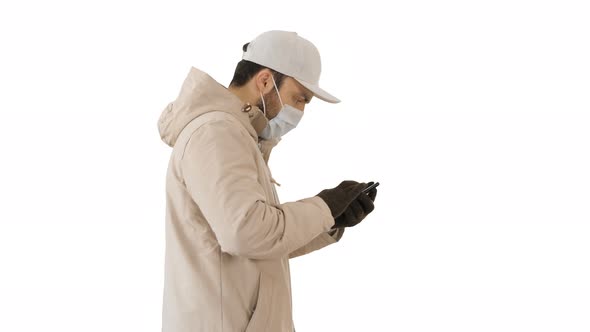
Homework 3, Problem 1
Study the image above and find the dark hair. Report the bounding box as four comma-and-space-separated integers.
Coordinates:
229, 43, 286, 89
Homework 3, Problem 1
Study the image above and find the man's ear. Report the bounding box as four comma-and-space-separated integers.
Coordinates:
254, 69, 274, 95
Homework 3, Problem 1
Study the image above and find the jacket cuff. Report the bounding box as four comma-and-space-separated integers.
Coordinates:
324, 227, 345, 244
312, 195, 336, 231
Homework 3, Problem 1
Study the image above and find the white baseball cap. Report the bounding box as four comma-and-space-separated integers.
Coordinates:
242, 30, 341, 104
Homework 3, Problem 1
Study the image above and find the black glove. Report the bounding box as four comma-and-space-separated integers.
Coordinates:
333, 182, 377, 229
316, 181, 378, 229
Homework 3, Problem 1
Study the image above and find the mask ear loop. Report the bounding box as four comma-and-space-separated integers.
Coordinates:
259, 91, 266, 116
270, 75, 285, 107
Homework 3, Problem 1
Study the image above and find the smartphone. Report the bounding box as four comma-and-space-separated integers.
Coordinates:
361, 182, 380, 194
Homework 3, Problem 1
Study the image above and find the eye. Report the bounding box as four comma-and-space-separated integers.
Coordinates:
294, 94, 310, 105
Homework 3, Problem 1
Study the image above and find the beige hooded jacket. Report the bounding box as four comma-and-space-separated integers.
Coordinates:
158, 67, 345, 332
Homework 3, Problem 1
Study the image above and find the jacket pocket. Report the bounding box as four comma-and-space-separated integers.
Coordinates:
245, 272, 273, 332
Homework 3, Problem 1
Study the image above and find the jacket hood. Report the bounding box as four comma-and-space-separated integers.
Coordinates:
157, 67, 271, 147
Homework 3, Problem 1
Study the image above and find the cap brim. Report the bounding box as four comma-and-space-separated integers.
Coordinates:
294, 78, 341, 104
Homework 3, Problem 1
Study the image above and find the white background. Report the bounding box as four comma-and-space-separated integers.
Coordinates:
1, 0, 589, 331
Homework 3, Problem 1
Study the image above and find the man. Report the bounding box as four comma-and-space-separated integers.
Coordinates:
157, 30, 378, 332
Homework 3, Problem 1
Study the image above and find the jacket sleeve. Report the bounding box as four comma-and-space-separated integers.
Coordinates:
180, 119, 336, 260
288, 227, 345, 259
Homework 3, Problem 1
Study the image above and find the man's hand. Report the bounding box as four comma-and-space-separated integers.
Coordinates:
316, 181, 378, 229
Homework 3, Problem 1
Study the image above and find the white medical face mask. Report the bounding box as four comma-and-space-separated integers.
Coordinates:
259, 76, 303, 139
